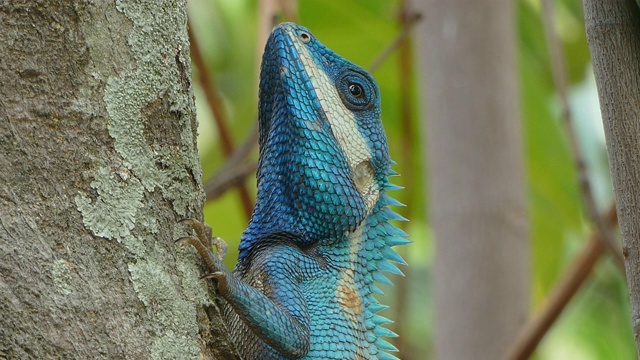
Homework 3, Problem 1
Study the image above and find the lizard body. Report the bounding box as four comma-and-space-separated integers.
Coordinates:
181, 22, 408, 360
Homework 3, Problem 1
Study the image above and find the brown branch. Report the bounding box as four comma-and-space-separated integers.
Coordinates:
368, 11, 422, 74
205, 124, 259, 202
188, 21, 254, 219
205, 162, 259, 202
503, 204, 618, 360
541, 0, 624, 269
188, 24, 235, 157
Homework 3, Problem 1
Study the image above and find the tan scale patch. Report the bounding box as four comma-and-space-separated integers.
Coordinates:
336, 272, 363, 315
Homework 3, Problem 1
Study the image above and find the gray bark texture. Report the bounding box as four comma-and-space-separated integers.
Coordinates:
415, 1, 530, 358
0, 1, 237, 359
583, 0, 640, 355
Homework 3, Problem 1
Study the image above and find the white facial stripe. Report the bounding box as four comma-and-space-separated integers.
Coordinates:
289, 30, 380, 212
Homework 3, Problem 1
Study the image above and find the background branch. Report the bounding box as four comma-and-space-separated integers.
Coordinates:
504, 204, 618, 360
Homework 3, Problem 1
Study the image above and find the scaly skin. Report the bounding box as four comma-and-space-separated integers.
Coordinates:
179, 22, 408, 360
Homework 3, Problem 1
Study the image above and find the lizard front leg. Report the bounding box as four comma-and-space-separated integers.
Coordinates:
177, 220, 311, 359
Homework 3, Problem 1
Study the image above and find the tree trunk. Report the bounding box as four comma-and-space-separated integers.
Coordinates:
0, 1, 236, 358
583, 0, 640, 355
415, 1, 529, 358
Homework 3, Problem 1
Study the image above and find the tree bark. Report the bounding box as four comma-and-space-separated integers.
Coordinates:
415, 1, 529, 358
0, 1, 236, 359
583, 0, 640, 355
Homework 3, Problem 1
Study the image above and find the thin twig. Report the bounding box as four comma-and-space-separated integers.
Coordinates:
205, 162, 259, 202
368, 12, 422, 73
541, 0, 624, 269
503, 204, 618, 360
188, 21, 254, 219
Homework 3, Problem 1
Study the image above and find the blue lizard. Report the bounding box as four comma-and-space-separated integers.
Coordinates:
179, 22, 409, 360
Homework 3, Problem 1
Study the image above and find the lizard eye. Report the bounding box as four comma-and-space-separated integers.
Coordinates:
348, 83, 363, 98
337, 70, 376, 110
299, 31, 311, 43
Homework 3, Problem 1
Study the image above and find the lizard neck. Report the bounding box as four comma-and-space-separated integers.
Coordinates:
239, 142, 381, 256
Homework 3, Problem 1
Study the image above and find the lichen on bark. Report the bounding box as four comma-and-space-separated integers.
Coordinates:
74, 0, 212, 358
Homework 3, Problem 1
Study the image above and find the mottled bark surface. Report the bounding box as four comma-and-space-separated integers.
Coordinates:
0, 1, 236, 359
583, 0, 640, 356
415, 1, 530, 358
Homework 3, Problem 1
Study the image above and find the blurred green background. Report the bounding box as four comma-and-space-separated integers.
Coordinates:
187, 0, 634, 358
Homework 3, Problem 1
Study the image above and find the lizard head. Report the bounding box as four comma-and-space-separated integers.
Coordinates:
241, 22, 391, 256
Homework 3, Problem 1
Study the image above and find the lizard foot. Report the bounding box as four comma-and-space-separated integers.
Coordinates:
177, 218, 228, 272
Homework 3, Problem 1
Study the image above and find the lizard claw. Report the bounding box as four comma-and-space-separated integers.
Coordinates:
201, 271, 229, 294
175, 235, 199, 246
201, 271, 225, 280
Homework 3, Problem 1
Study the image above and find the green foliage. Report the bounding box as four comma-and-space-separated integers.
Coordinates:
518, 0, 584, 299
188, 0, 634, 358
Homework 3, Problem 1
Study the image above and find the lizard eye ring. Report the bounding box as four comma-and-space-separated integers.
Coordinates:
299, 31, 311, 43
337, 70, 375, 110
